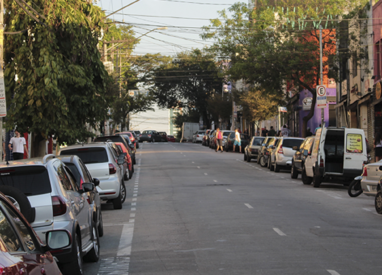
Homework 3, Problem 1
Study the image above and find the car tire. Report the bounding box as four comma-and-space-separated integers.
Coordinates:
291, 163, 298, 179
124, 171, 129, 181
0, 185, 35, 223
302, 167, 312, 185
129, 167, 133, 179
313, 175, 322, 188
61, 234, 83, 275
225, 145, 229, 152
260, 156, 267, 167
274, 163, 280, 172
84, 224, 100, 262
112, 183, 124, 210
244, 154, 247, 161
98, 211, 104, 237
133, 156, 136, 165
375, 191, 382, 214
247, 155, 251, 162
348, 179, 362, 197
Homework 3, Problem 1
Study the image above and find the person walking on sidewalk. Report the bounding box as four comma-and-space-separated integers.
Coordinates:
268, 126, 276, 137
233, 128, 241, 153
9, 130, 29, 160
215, 128, 223, 152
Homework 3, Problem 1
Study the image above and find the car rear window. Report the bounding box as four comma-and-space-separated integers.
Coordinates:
252, 138, 265, 145
60, 148, 108, 164
0, 166, 52, 196
64, 163, 81, 186
283, 139, 304, 148
142, 131, 152, 134
198, 131, 205, 134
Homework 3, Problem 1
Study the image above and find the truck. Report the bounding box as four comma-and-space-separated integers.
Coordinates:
180, 122, 200, 142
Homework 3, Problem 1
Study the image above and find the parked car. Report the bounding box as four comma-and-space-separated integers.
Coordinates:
57, 155, 104, 237
224, 132, 250, 153
192, 130, 206, 143
94, 135, 136, 165
257, 137, 276, 166
60, 142, 127, 209
0, 156, 101, 274
140, 130, 162, 142
360, 161, 381, 197
303, 127, 368, 188
260, 137, 279, 168
202, 130, 211, 146
207, 130, 216, 147
132, 130, 141, 142
130, 131, 140, 149
244, 136, 265, 162
158, 132, 168, 142
116, 131, 139, 149
114, 142, 134, 180
269, 137, 304, 172
291, 136, 315, 179
167, 135, 176, 142
210, 131, 232, 150
375, 174, 382, 214
0, 191, 73, 275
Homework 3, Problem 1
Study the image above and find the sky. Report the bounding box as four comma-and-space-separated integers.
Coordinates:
95, 0, 244, 56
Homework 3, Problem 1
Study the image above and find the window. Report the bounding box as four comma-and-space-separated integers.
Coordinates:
64, 167, 79, 192
1, 201, 36, 252
283, 139, 304, 148
55, 163, 73, 191
65, 163, 81, 187
78, 160, 92, 182
0, 207, 22, 252
60, 148, 108, 164
252, 138, 265, 146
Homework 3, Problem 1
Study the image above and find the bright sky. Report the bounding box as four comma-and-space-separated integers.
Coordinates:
95, 0, 243, 56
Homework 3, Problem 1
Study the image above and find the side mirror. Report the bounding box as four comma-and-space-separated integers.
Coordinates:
82, 182, 95, 192
93, 178, 100, 186
46, 230, 71, 250
303, 150, 308, 156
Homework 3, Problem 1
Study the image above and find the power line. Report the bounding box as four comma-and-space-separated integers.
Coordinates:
103, 11, 215, 21
158, 0, 231, 5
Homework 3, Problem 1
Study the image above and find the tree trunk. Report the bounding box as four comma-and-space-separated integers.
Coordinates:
31, 133, 47, 158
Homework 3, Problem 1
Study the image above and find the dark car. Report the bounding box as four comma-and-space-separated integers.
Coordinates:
158, 132, 168, 142
0, 191, 72, 275
132, 130, 141, 142
224, 132, 250, 153
207, 130, 216, 147
167, 135, 176, 142
202, 129, 211, 146
291, 136, 315, 179
57, 155, 104, 237
116, 131, 139, 149
140, 130, 162, 142
94, 135, 136, 165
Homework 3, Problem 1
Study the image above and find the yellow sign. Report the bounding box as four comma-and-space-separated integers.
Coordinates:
346, 134, 363, 153
0, 29, 3, 46
376, 82, 381, 100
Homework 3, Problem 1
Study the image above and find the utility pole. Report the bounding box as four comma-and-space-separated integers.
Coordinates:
0, 0, 5, 161
319, 25, 324, 128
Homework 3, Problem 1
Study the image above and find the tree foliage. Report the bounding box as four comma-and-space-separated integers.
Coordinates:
4, 0, 109, 144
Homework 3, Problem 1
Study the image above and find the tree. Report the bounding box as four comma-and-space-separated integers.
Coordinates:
202, 0, 368, 137
149, 49, 223, 128
4, 0, 109, 151
206, 93, 232, 129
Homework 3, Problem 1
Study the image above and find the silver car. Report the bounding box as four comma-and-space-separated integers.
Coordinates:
192, 130, 206, 143
269, 137, 305, 172
0, 155, 100, 274
59, 142, 127, 210
244, 136, 265, 162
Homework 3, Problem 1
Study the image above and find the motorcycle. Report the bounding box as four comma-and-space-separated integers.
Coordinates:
348, 155, 371, 197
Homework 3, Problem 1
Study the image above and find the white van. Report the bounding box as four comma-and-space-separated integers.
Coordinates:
302, 127, 367, 187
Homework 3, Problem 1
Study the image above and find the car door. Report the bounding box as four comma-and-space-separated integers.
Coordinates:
305, 134, 320, 177
343, 129, 367, 172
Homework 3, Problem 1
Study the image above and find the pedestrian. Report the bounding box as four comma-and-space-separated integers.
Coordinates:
215, 128, 223, 153
268, 126, 276, 136
9, 130, 29, 160
306, 127, 313, 137
281, 125, 289, 137
262, 127, 268, 137
233, 128, 241, 153
375, 133, 382, 161
277, 130, 281, 137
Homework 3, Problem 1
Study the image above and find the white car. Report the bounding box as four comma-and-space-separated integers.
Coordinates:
192, 130, 206, 143
360, 162, 382, 196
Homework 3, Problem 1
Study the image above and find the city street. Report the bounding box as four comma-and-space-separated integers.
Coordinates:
84, 142, 382, 275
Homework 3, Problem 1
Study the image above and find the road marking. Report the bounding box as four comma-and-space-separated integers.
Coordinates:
244, 203, 253, 209
316, 190, 342, 200
131, 207, 136, 211
129, 219, 135, 223
132, 198, 137, 202
213, 180, 217, 182
363, 208, 372, 212
327, 270, 341, 275
192, 162, 195, 164
130, 213, 136, 218
131, 203, 136, 206
117, 223, 134, 256
133, 194, 137, 197
227, 189, 232, 192
204, 173, 208, 176
273, 228, 286, 236
197, 166, 200, 169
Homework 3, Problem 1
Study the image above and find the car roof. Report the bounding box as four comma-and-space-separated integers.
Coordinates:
60, 142, 111, 150
56, 155, 81, 164
0, 157, 46, 168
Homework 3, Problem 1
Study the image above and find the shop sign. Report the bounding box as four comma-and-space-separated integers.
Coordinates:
346, 133, 363, 153
278, 106, 287, 113
302, 97, 312, 111
376, 82, 381, 100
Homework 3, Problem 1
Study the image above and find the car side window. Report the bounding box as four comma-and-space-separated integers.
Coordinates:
0, 205, 23, 252
64, 167, 80, 192
79, 159, 92, 182
1, 201, 36, 252
55, 163, 73, 191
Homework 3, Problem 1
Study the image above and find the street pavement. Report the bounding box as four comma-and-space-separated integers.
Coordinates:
83, 142, 382, 275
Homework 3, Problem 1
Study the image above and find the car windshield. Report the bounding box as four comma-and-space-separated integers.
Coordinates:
283, 139, 304, 148
60, 148, 108, 164
223, 132, 231, 137
252, 138, 265, 146
0, 166, 52, 196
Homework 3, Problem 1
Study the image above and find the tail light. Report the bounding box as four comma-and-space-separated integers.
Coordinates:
265, 151, 269, 155
109, 163, 117, 174
148, 134, 151, 137
362, 166, 368, 176
320, 158, 324, 168
80, 178, 84, 189
86, 197, 91, 204
278, 145, 283, 154
197, 135, 199, 137
130, 137, 135, 142
52, 196, 67, 216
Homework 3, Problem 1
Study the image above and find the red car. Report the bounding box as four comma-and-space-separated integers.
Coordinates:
167, 135, 176, 142
0, 191, 72, 275
116, 131, 138, 149
115, 142, 134, 179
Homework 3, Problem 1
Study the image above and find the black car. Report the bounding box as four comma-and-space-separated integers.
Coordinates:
158, 132, 168, 142
290, 136, 315, 179
224, 132, 250, 153
94, 135, 136, 164
140, 130, 162, 142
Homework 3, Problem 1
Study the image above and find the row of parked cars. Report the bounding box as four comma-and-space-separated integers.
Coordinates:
0, 131, 139, 274
197, 129, 251, 152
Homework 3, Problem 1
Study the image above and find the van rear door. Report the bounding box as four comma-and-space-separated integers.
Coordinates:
343, 129, 367, 174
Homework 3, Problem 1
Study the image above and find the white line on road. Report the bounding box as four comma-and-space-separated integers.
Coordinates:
130, 213, 136, 218
363, 208, 372, 212
204, 173, 208, 176
327, 270, 341, 275
129, 219, 135, 223
192, 162, 195, 164
131, 203, 136, 206
197, 166, 200, 169
244, 203, 253, 209
213, 180, 217, 182
131, 207, 136, 211
227, 189, 232, 192
132, 198, 137, 202
117, 223, 134, 256
273, 228, 286, 236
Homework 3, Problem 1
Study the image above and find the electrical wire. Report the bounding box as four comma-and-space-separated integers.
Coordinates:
158, 0, 231, 5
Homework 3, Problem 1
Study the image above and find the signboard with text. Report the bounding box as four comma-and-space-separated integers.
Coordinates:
316, 85, 327, 109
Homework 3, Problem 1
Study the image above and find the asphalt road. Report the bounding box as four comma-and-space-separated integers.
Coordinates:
84, 142, 382, 275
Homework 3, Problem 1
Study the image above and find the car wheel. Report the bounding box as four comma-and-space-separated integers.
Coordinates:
291, 163, 298, 179
0, 185, 35, 223
124, 170, 129, 181
260, 156, 267, 167
244, 153, 247, 161
129, 167, 133, 179
84, 224, 100, 262
313, 174, 322, 188
257, 154, 261, 164
375, 191, 382, 214
302, 167, 312, 185
274, 163, 280, 172
112, 185, 123, 210
98, 211, 104, 237
348, 179, 362, 197
61, 234, 83, 275
133, 155, 136, 165
247, 154, 251, 162
120, 181, 126, 203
